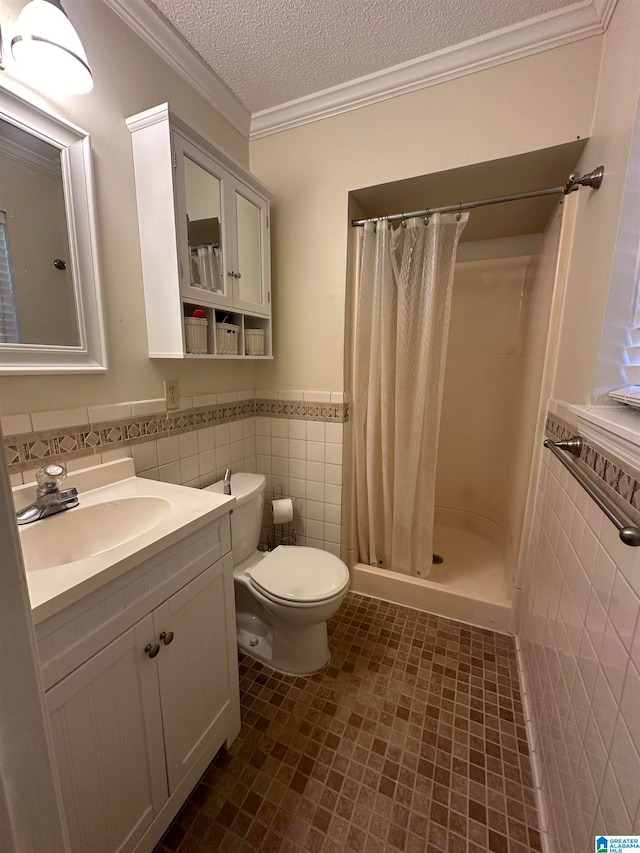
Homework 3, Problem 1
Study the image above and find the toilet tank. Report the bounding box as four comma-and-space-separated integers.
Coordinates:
206, 473, 266, 565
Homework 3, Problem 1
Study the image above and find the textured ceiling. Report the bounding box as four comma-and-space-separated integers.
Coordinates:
146, 0, 576, 113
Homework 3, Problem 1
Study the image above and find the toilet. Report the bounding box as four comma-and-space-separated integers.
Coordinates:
206, 472, 350, 674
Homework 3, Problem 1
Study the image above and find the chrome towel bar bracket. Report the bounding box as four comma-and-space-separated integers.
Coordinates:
543, 436, 640, 546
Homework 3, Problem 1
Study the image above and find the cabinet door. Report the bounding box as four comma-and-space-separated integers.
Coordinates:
230, 180, 271, 316
46, 617, 166, 853
153, 554, 240, 793
174, 134, 234, 310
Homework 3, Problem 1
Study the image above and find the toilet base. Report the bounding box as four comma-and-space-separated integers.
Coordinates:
235, 604, 331, 675
236, 611, 274, 662
238, 637, 331, 677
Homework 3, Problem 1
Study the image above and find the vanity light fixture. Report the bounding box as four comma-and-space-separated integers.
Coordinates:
9, 0, 93, 94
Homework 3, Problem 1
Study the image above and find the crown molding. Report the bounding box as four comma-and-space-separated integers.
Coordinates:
0, 137, 61, 177
101, 0, 251, 137
592, 0, 618, 29
250, 0, 618, 140
100, 0, 617, 143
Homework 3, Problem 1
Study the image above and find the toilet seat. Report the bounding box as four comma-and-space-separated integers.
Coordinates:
248, 546, 349, 605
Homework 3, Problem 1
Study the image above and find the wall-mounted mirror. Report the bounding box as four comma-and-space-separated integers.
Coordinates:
0, 87, 106, 373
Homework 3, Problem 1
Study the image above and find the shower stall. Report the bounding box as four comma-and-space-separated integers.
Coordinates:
347, 144, 595, 631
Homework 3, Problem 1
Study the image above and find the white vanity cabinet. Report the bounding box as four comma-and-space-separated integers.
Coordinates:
36, 513, 239, 853
127, 103, 273, 359
46, 614, 166, 853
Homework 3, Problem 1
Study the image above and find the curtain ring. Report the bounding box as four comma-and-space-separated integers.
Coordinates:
456, 203, 462, 221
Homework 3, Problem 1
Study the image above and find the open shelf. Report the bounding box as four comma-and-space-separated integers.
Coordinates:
181, 302, 272, 358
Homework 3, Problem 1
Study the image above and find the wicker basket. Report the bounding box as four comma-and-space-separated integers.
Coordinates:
183, 316, 208, 354
244, 328, 265, 356
216, 322, 239, 355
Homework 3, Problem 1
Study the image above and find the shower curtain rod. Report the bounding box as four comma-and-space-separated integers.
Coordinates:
351, 165, 604, 227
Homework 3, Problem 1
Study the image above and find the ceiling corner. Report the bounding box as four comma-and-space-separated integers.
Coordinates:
592, 0, 620, 30
101, 0, 251, 138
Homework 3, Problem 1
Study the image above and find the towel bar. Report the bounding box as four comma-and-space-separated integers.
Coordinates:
543, 436, 640, 546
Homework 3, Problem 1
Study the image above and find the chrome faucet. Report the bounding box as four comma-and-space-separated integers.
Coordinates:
223, 467, 232, 495
16, 463, 79, 525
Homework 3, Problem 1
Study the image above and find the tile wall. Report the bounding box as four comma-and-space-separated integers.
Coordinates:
254, 413, 348, 556
517, 403, 640, 852
2, 392, 257, 488
2, 389, 350, 559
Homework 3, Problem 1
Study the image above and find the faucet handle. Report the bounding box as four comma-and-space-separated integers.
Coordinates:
36, 463, 67, 493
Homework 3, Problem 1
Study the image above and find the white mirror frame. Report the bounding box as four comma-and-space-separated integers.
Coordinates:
0, 87, 107, 373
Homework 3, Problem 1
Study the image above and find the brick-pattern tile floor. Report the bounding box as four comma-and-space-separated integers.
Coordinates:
155, 592, 541, 852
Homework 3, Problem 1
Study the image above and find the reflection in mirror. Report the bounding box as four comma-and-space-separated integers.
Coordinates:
236, 192, 262, 305
0, 87, 106, 373
0, 120, 79, 346
184, 155, 225, 297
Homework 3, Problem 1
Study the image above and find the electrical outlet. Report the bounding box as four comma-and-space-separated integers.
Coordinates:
164, 379, 179, 410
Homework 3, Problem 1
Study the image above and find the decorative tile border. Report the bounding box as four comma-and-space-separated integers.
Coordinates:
255, 399, 348, 421
4, 398, 349, 476
544, 413, 574, 444
545, 412, 640, 518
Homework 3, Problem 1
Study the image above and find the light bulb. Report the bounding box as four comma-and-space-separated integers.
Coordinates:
11, 0, 93, 95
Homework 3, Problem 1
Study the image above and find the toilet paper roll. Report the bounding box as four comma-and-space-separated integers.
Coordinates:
272, 498, 294, 524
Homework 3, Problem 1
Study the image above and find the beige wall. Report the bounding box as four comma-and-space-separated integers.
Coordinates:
250, 37, 602, 393
0, 0, 253, 416
553, 0, 640, 402
0, 155, 77, 346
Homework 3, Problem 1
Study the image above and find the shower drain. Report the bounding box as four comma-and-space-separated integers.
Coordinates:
432, 554, 444, 564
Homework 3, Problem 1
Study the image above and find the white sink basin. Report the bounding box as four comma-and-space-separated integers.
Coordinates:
12, 459, 235, 622
20, 496, 171, 571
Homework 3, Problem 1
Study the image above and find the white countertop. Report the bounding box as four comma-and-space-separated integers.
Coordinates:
14, 459, 234, 624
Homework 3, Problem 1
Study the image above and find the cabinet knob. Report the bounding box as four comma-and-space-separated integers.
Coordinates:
145, 643, 160, 659
236, 272, 242, 279
227, 270, 234, 277
159, 631, 174, 645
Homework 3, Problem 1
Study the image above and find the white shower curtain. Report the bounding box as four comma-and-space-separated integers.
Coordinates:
352, 212, 468, 577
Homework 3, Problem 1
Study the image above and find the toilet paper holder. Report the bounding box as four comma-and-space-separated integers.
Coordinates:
266, 497, 298, 511
266, 485, 298, 550
266, 483, 297, 513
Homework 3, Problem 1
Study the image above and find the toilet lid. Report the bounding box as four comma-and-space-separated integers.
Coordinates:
248, 546, 349, 603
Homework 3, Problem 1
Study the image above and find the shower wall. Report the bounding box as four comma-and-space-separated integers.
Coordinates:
435, 241, 535, 542
509, 201, 568, 578
436, 219, 567, 577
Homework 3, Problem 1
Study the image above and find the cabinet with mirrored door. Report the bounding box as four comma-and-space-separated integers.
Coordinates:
127, 104, 273, 359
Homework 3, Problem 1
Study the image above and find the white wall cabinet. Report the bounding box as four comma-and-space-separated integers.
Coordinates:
127, 103, 273, 359
37, 516, 239, 853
